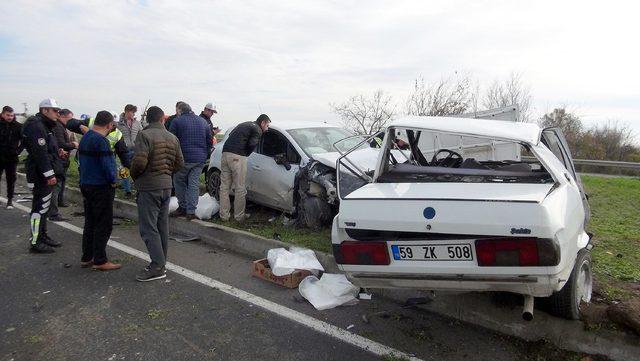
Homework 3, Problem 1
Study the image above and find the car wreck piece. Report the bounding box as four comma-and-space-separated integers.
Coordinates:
332, 116, 593, 320
206, 121, 374, 229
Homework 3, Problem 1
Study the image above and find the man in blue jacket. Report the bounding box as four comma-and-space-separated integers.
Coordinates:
169, 103, 212, 220
78, 111, 121, 271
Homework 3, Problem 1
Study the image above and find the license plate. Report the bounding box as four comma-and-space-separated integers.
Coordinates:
391, 244, 473, 261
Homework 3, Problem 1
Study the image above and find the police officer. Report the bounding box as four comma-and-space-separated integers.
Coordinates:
23, 98, 64, 253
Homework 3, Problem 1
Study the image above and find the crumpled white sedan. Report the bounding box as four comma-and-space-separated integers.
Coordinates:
332, 116, 592, 320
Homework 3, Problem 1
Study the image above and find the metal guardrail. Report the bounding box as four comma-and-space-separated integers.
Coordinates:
572, 159, 640, 170
522, 156, 640, 171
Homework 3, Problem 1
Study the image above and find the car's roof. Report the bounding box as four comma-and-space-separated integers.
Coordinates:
390, 116, 542, 145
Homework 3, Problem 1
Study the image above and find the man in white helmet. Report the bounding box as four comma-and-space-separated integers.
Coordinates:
22, 98, 64, 253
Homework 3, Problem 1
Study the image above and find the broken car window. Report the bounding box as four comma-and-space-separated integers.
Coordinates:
288, 127, 369, 156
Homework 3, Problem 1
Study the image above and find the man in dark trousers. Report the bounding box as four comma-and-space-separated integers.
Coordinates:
169, 103, 212, 220
131, 106, 184, 281
78, 111, 121, 271
48, 108, 78, 221
219, 114, 270, 221
22, 99, 63, 253
0, 106, 23, 210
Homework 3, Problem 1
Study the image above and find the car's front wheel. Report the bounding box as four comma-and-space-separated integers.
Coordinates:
206, 168, 221, 201
547, 248, 592, 320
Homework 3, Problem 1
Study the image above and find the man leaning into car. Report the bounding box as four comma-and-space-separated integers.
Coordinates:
219, 114, 270, 222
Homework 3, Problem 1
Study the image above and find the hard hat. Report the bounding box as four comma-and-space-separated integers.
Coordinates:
39, 98, 60, 109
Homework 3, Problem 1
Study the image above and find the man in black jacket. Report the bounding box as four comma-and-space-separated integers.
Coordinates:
219, 114, 270, 222
0, 106, 23, 209
22, 99, 64, 253
48, 109, 78, 221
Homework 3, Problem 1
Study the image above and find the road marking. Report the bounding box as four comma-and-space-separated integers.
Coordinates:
2, 196, 420, 361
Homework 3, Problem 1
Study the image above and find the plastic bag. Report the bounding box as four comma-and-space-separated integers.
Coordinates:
267, 247, 324, 276
298, 273, 359, 310
169, 197, 179, 213
195, 194, 219, 220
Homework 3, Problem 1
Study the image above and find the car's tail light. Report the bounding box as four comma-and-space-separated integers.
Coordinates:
333, 241, 390, 265
475, 238, 559, 267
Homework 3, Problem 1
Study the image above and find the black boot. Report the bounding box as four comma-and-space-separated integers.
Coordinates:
42, 234, 62, 247
30, 241, 55, 254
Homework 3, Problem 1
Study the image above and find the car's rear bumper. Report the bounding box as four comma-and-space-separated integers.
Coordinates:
345, 272, 561, 297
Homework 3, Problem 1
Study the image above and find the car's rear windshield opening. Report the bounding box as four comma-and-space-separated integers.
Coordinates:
376, 127, 554, 184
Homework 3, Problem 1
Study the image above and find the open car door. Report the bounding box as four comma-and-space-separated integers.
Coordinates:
541, 127, 590, 225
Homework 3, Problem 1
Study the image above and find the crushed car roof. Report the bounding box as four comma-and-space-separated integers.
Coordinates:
272, 120, 336, 131
390, 116, 542, 145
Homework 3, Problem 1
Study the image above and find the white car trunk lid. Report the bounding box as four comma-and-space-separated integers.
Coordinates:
339, 182, 555, 237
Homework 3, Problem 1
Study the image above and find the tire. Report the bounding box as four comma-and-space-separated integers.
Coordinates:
547, 248, 593, 320
298, 195, 332, 229
206, 168, 221, 201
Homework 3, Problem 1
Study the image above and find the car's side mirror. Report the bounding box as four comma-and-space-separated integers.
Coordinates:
274, 153, 291, 171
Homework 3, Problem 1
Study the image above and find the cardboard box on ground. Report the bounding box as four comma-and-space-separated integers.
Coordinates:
252, 259, 312, 288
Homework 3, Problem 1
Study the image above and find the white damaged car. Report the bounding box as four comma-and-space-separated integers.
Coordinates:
332, 116, 592, 320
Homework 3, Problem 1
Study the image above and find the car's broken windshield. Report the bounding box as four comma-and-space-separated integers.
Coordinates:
377, 128, 554, 184
288, 127, 369, 156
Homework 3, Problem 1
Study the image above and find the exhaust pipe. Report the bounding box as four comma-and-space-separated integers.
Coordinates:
522, 295, 534, 321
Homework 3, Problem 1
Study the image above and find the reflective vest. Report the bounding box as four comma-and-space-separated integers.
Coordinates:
88, 117, 123, 151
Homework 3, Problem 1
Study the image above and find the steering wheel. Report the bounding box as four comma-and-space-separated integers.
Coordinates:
430, 149, 463, 167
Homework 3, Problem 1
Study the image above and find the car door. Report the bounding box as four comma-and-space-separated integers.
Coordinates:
541, 128, 590, 224
250, 130, 301, 213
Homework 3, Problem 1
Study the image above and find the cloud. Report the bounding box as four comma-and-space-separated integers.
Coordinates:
0, 0, 639, 133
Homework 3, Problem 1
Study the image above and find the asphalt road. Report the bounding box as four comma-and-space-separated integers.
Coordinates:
0, 185, 585, 361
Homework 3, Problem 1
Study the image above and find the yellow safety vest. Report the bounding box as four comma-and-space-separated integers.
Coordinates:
88, 117, 123, 151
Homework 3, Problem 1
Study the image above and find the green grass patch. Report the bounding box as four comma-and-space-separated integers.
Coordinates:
583, 175, 640, 283
211, 213, 331, 253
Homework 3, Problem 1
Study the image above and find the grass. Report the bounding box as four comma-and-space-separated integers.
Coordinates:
582, 176, 640, 284
210, 212, 332, 253
582, 175, 640, 302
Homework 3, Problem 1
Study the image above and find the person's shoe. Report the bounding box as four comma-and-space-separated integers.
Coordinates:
125, 192, 133, 198
29, 242, 55, 254
6, 199, 14, 209
185, 214, 197, 221
92, 262, 122, 271
170, 207, 186, 218
136, 267, 167, 282
42, 235, 62, 247
49, 215, 69, 222
80, 259, 94, 268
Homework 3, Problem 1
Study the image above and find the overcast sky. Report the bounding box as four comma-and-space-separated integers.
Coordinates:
1, 0, 639, 136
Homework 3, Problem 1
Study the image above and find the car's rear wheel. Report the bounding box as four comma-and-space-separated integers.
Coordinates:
206, 168, 221, 201
547, 248, 592, 320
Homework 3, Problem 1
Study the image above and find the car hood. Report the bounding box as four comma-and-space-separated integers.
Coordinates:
310, 148, 381, 171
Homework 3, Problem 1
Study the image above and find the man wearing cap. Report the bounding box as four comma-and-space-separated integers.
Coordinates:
219, 114, 270, 222
199, 102, 218, 136
0, 106, 23, 210
22, 98, 64, 253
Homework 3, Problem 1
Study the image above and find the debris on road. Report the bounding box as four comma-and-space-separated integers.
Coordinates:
266, 247, 324, 276
195, 194, 219, 220
252, 259, 311, 289
359, 292, 372, 300
298, 273, 359, 310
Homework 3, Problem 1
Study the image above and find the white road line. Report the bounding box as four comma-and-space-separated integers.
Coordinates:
1, 196, 420, 361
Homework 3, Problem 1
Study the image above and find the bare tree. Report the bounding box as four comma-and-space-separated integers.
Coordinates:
406, 75, 474, 116
331, 90, 395, 135
483, 72, 532, 122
